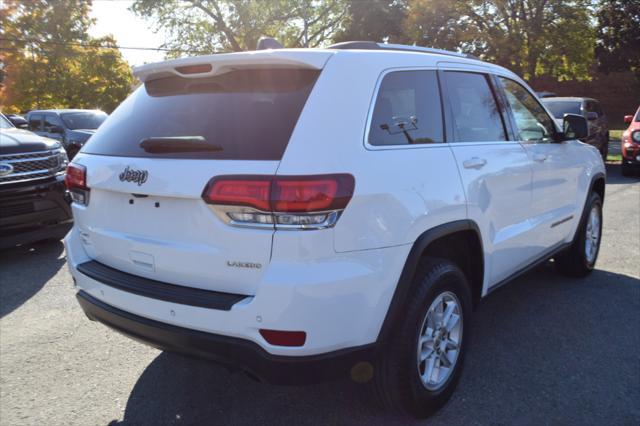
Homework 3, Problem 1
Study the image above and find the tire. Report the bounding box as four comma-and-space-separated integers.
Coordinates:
554, 192, 602, 277
373, 258, 472, 418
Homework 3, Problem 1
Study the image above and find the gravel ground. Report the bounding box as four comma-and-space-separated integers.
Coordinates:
1, 164, 638, 426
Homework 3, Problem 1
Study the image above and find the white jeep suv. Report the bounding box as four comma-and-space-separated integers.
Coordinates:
64, 42, 605, 418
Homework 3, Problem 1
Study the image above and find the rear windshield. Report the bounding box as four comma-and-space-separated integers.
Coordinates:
61, 111, 107, 130
82, 68, 320, 160
542, 101, 582, 119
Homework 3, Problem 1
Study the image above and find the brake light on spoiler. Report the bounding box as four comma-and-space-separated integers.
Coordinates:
202, 174, 355, 230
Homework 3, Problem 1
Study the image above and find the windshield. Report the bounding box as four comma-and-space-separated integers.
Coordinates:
635, 109, 640, 122
542, 101, 582, 119
82, 68, 320, 160
0, 114, 14, 129
60, 111, 107, 130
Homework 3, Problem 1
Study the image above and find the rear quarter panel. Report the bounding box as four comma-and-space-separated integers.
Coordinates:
276, 52, 467, 253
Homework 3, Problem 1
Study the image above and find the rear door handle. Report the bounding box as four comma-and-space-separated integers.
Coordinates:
463, 157, 487, 169
532, 153, 547, 162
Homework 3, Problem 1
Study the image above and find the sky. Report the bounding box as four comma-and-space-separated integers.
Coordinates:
88, 0, 167, 66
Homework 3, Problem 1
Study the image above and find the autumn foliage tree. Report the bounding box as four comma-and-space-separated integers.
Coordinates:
0, 0, 132, 113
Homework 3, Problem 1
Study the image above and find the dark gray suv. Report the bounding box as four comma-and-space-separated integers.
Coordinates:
25, 109, 107, 159
541, 97, 609, 159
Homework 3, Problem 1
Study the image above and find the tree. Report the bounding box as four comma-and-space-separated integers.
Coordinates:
0, 0, 132, 113
333, 0, 408, 44
402, 0, 595, 81
595, 0, 640, 79
131, 0, 348, 56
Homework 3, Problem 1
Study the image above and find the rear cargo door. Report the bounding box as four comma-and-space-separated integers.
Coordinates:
74, 66, 322, 296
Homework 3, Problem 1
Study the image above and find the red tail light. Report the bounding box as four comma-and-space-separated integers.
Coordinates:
65, 163, 87, 190
202, 174, 355, 229
206, 178, 271, 211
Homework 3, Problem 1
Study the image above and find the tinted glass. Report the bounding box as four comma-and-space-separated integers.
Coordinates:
368, 70, 443, 146
44, 114, 63, 131
500, 78, 556, 142
83, 69, 319, 160
0, 115, 14, 129
543, 101, 582, 118
60, 111, 107, 130
444, 72, 506, 142
28, 114, 43, 131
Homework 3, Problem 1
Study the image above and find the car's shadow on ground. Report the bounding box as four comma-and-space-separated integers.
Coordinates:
605, 162, 640, 184
0, 240, 66, 318
111, 263, 640, 426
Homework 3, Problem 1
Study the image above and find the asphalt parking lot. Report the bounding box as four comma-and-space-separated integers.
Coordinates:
1, 164, 638, 426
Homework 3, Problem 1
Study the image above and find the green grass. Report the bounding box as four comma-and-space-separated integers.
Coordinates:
607, 154, 622, 162
610, 129, 624, 141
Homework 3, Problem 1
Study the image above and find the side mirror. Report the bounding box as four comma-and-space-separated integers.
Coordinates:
586, 111, 598, 121
624, 115, 633, 124
563, 113, 589, 140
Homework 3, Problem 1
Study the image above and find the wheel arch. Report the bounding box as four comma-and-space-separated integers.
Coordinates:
376, 220, 484, 344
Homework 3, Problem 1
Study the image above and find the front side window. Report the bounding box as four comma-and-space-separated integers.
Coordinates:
443, 71, 507, 142
44, 114, 63, 131
543, 101, 582, 119
500, 78, 556, 143
28, 114, 43, 131
368, 70, 443, 146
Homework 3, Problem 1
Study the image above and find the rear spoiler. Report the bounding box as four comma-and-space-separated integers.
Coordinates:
133, 50, 333, 83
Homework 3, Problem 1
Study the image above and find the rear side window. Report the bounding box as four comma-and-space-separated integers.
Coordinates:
443, 72, 507, 142
368, 70, 443, 146
28, 114, 42, 131
83, 68, 320, 160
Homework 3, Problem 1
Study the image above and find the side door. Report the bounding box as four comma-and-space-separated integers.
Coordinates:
43, 113, 65, 142
28, 114, 44, 136
439, 69, 534, 287
496, 76, 582, 249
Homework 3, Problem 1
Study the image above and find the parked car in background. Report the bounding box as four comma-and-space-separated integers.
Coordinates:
536, 91, 557, 98
0, 113, 72, 249
4, 114, 28, 129
541, 97, 609, 159
25, 109, 107, 159
621, 106, 640, 176
64, 41, 605, 419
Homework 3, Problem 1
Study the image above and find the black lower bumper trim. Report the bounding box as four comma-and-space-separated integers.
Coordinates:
77, 260, 248, 311
76, 291, 377, 385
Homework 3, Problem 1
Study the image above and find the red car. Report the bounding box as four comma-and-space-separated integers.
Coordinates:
621, 107, 640, 176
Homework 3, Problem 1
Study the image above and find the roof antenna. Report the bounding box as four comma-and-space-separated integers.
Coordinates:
256, 37, 283, 50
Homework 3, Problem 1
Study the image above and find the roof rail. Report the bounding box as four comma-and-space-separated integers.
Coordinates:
327, 41, 479, 60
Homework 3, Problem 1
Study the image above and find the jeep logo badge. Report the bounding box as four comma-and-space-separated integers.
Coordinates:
119, 166, 148, 186
0, 163, 13, 177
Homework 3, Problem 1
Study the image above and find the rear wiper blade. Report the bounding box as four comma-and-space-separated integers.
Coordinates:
140, 136, 223, 153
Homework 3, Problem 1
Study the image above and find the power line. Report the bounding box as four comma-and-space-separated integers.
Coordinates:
0, 37, 212, 55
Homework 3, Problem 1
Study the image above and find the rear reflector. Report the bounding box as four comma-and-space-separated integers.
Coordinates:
202, 174, 355, 230
259, 329, 306, 347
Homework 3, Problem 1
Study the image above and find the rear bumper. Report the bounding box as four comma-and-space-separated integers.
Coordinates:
0, 175, 73, 249
77, 290, 376, 384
